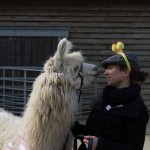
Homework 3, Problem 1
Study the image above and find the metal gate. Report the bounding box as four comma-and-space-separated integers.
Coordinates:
0, 66, 98, 120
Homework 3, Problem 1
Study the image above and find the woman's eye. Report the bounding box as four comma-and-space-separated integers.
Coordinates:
108, 65, 114, 69
74, 65, 79, 71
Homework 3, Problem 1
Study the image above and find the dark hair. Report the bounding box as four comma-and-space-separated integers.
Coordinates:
130, 69, 149, 84
119, 64, 149, 84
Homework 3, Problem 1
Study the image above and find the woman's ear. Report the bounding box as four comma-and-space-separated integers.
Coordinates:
124, 69, 130, 77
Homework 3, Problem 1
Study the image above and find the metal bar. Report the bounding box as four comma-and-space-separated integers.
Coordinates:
12, 69, 14, 111
24, 70, 27, 105
2, 68, 5, 109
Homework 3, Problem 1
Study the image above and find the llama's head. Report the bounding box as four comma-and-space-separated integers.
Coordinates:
44, 38, 99, 89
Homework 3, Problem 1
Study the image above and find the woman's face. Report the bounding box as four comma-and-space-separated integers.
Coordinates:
104, 64, 130, 89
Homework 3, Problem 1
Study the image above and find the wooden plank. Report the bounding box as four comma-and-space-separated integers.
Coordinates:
72, 39, 150, 45
71, 28, 150, 33
71, 33, 150, 39
141, 90, 150, 95
81, 50, 150, 56
0, 9, 150, 17
0, 19, 150, 28
0, 15, 150, 23
1, 4, 150, 11
75, 44, 150, 50
85, 55, 150, 61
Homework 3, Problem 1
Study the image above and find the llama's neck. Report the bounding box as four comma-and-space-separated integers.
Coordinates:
21, 73, 78, 149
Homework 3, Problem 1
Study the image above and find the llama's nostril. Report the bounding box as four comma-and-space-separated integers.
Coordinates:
92, 66, 98, 71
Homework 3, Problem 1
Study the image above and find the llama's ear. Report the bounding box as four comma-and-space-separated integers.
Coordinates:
54, 38, 73, 60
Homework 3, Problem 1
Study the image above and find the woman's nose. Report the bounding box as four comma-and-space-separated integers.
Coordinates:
104, 69, 109, 75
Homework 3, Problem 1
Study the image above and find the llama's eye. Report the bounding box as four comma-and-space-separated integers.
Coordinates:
74, 65, 79, 71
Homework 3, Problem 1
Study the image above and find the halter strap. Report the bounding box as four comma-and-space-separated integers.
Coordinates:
76, 63, 84, 103
78, 63, 84, 90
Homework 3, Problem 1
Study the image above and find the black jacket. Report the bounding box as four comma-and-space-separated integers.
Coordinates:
73, 84, 149, 150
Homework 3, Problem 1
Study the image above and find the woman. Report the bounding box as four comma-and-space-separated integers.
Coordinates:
72, 42, 149, 150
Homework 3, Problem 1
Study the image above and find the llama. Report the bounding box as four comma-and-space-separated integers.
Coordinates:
0, 38, 99, 150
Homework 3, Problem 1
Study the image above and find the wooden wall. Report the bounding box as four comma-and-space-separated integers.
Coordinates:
0, 1, 149, 110
0, 37, 57, 66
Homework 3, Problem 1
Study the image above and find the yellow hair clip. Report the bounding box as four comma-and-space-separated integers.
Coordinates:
112, 42, 131, 72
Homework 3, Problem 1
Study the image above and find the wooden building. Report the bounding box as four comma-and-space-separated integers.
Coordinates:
0, 0, 150, 116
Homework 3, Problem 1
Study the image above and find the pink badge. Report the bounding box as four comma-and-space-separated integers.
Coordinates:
106, 105, 111, 111
6, 142, 14, 150
18, 140, 27, 150
5, 133, 27, 150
